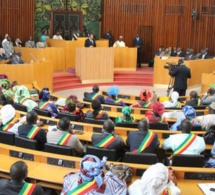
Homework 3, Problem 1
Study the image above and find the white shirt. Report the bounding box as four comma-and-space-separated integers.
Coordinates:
162, 133, 205, 154
113, 40, 126, 47
53, 35, 63, 40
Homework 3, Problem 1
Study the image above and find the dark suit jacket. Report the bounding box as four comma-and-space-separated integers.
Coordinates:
18, 123, 47, 150
169, 64, 191, 90
126, 131, 160, 153
84, 38, 96, 47
84, 92, 105, 104
132, 37, 143, 52
199, 52, 210, 59
85, 110, 109, 120
185, 98, 200, 107
184, 54, 196, 60
103, 33, 113, 46
11, 55, 25, 64
0, 179, 44, 195
0, 53, 7, 61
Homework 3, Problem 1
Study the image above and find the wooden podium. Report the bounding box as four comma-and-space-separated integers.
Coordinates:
76, 48, 114, 84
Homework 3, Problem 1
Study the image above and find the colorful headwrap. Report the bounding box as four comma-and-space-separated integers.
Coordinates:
0, 79, 10, 90
140, 89, 153, 101
80, 155, 107, 187
182, 105, 196, 120
14, 85, 30, 100
153, 102, 165, 116
122, 106, 131, 116
107, 85, 119, 96
67, 95, 78, 104
39, 87, 50, 102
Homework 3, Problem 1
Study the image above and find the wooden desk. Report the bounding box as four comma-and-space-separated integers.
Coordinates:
201, 73, 215, 93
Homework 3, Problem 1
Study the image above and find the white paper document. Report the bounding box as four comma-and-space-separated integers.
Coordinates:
198, 183, 215, 195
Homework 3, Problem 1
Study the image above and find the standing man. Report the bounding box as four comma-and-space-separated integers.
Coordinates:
84, 33, 96, 47
169, 59, 191, 96
133, 34, 143, 68
103, 29, 113, 47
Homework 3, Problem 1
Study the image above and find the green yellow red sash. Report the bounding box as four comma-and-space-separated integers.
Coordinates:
73, 33, 78, 40
67, 179, 97, 195
91, 93, 99, 100
2, 122, 14, 131
133, 131, 155, 153
158, 116, 165, 123
142, 102, 151, 108
27, 126, 40, 139
2, 89, 7, 94
190, 119, 194, 125
96, 134, 116, 148
18, 97, 28, 105
114, 98, 122, 104
161, 188, 171, 195
175, 101, 181, 108
96, 110, 104, 119
197, 99, 202, 106
39, 102, 49, 110
19, 182, 36, 195
57, 132, 72, 146
170, 133, 197, 159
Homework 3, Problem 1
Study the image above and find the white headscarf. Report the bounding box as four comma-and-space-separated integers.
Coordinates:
197, 114, 215, 130
162, 91, 179, 108
0, 105, 15, 125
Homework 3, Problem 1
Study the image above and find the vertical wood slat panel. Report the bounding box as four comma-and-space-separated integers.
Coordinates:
102, 0, 215, 60
0, 0, 34, 44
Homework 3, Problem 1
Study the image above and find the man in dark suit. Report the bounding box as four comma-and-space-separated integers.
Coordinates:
84, 33, 96, 47
18, 111, 47, 150
84, 85, 105, 104
126, 119, 160, 153
11, 50, 25, 64
184, 49, 196, 60
199, 48, 210, 59
169, 59, 191, 96
103, 29, 113, 47
91, 119, 125, 157
132, 34, 143, 68
0, 161, 44, 195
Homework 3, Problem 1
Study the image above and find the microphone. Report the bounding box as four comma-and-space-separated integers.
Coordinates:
30, 53, 39, 63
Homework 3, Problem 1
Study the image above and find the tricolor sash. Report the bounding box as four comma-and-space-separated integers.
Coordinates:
161, 188, 171, 195
18, 97, 28, 105
142, 102, 151, 108
175, 101, 181, 108
96, 110, 104, 119
19, 182, 36, 195
91, 93, 99, 100
39, 102, 49, 110
27, 126, 40, 139
158, 116, 165, 123
96, 134, 116, 148
133, 131, 155, 153
67, 179, 97, 195
2, 121, 14, 131
197, 99, 202, 106
73, 33, 78, 40
114, 98, 122, 104
190, 119, 194, 125
57, 132, 72, 146
170, 133, 197, 159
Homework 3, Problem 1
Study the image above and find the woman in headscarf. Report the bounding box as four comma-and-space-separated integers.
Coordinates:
162, 91, 181, 108
86, 99, 109, 120
170, 105, 200, 131
38, 87, 59, 117
61, 155, 126, 195
145, 102, 166, 123
14, 85, 37, 112
130, 89, 155, 108
128, 163, 180, 195
115, 106, 134, 123
105, 85, 125, 106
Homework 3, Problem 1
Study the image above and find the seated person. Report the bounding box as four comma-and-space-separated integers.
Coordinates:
131, 89, 154, 108
13, 85, 37, 112
162, 119, 205, 155
113, 36, 126, 47
92, 119, 125, 157
25, 36, 35, 48
162, 91, 181, 108
38, 87, 59, 117
185, 90, 202, 107
128, 163, 180, 195
126, 119, 160, 153
86, 99, 109, 120
145, 101, 166, 123
197, 114, 215, 130
14, 38, 22, 47
84, 85, 105, 104
36, 38, 46, 48
53, 31, 63, 40
0, 48, 7, 61
41, 31, 50, 43
11, 50, 25, 64
61, 155, 126, 195
47, 117, 84, 156
0, 78, 14, 100
18, 111, 47, 150
105, 85, 125, 106
205, 141, 215, 167
115, 106, 134, 123
170, 105, 200, 131
61, 98, 85, 122
0, 161, 44, 194
201, 87, 215, 105
0, 104, 26, 134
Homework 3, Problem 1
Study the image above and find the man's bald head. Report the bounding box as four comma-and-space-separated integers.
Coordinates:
10, 161, 28, 182
103, 119, 114, 134
138, 119, 149, 132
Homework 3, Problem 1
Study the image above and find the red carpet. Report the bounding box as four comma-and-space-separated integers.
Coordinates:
53, 67, 154, 92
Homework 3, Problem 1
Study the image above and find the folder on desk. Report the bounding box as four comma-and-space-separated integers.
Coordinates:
198, 183, 215, 195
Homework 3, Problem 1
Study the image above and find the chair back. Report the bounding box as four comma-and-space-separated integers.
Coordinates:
172, 154, 204, 167
149, 123, 169, 130
13, 103, 28, 112
0, 131, 15, 145
58, 112, 76, 121
115, 122, 138, 128
191, 125, 202, 131
44, 143, 74, 156
86, 146, 117, 161
14, 136, 39, 150
33, 108, 51, 117
84, 118, 105, 125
